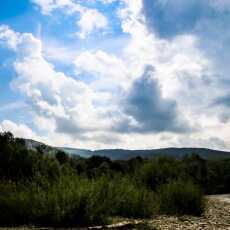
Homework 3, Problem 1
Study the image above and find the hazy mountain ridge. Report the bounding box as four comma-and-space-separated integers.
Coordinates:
90, 148, 230, 160
20, 138, 230, 160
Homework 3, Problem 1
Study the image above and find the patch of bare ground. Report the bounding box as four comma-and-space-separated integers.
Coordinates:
1, 195, 230, 230
150, 195, 230, 230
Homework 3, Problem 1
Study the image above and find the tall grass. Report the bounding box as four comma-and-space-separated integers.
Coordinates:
108, 177, 155, 218
0, 176, 205, 227
155, 180, 205, 216
0, 175, 155, 227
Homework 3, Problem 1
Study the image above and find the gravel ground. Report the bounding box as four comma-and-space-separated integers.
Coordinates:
150, 195, 230, 230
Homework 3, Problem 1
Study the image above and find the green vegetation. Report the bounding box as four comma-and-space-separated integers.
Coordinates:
2, 131, 230, 227
156, 180, 204, 216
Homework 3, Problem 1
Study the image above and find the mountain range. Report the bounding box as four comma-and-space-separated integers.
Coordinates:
20, 138, 230, 161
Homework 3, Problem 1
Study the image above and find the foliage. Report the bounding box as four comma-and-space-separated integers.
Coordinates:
138, 157, 183, 190
4, 131, 230, 226
0, 175, 155, 227
0, 176, 109, 226
108, 176, 155, 218
156, 180, 205, 216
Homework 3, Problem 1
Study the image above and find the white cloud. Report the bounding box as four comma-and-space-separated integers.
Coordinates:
0, 120, 39, 140
32, 0, 108, 39
43, 38, 79, 64
0, 25, 18, 50
0, 0, 230, 150
32, 0, 73, 14
77, 9, 108, 39
0, 25, 120, 148
75, 50, 130, 89
210, 0, 230, 11
100, 0, 117, 3
71, 1, 230, 149
0, 101, 27, 112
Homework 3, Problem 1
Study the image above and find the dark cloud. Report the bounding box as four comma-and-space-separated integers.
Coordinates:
143, 1, 230, 127
55, 117, 87, 135
116, 66, 190, 133
142, 0, 223, 38
143, 0, 230, 37
211, 94, 230, 123
56, 116, 122, 144
214, 94, 230, 108
219, 113, 230, 124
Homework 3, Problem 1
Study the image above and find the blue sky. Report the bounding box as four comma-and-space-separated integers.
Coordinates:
0, 0, 230, 150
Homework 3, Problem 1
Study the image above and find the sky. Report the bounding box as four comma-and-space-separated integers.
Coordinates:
0, 0, 230, 150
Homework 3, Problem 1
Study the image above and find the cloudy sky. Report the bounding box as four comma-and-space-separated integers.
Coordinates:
0, 0, 229, 150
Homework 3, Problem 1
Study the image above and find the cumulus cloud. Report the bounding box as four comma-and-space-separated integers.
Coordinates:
142, 0, 230, 98
0, 25, 18, 50
70, 0, 216, 144
32, 0, 108, 39
74, 50, 130, 90
1, 0, 230, 150
77, 9, 108, 39
0, 25, 121, 148
0, 120, 39, 140
32, 0, 73, 14
0, 26, 91, 127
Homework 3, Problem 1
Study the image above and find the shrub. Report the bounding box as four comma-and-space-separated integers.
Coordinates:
55, 150, 69, 165
0, 176, 110, 227
108, 177, 155, 218
156, 180, 205, 216
138, 157, 183, 190
0, 175, 155, 227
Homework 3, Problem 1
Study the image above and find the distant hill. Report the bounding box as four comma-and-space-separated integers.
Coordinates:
20, 138, 230, 161
16, 138, 83, 158
60, 147, 230, 160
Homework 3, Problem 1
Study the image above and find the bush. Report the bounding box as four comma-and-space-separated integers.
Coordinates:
108, 177, 155, 218
0, 176, 110, 227
156, 180, 205, 216
0, 175, 156, 227
138, 157, 183, 190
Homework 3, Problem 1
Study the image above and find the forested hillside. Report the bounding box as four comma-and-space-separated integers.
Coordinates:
22, 139, 230, 160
